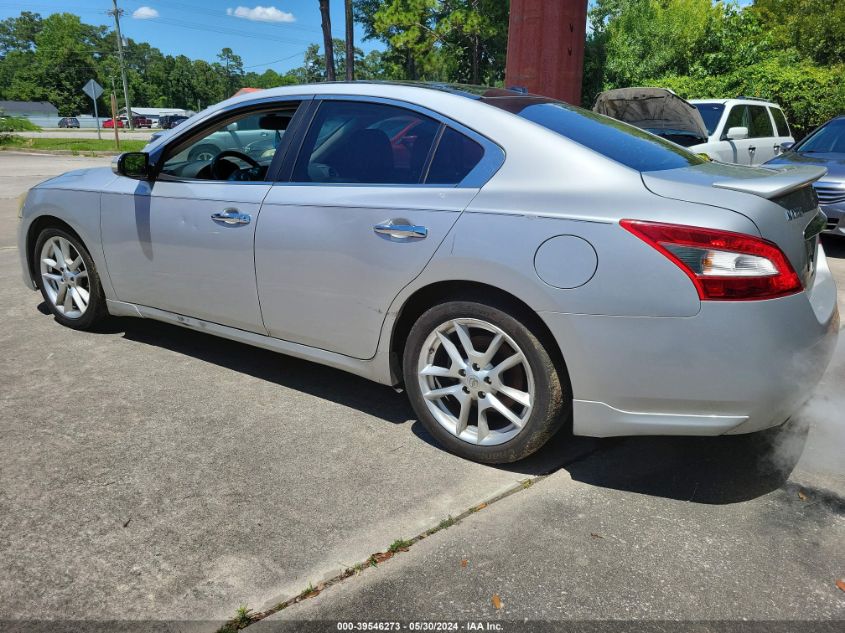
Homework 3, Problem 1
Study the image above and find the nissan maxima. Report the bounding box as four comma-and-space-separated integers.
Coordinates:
17, 83, 839, 463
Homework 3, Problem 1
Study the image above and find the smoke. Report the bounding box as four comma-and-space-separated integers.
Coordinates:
767, 334, 845, 480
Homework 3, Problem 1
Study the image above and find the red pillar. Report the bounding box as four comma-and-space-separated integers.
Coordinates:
505, 0, 589, 105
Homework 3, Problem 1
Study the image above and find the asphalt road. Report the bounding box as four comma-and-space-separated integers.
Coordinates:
1, 153, 843, 629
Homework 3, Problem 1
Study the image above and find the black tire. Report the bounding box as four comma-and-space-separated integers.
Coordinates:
34, 227, 107, 331
403, 300, 567, 464
188, 143, 219, 162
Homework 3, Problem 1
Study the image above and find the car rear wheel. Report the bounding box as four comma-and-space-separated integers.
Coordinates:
35, 228, 107, 330
403, 300, 567, 463
189, 144, 219, 162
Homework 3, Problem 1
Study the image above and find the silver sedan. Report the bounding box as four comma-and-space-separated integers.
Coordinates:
17, 83, 839, 463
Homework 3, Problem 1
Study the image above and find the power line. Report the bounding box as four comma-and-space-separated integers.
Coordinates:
243, 50, 310, 70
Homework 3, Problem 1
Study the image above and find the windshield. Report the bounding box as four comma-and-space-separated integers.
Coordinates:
795, 118, 845, 154
483, 97, 705, 172
693, 103, 724, 136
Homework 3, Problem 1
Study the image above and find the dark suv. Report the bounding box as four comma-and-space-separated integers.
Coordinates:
58, 117, 80, 128
159, 115, 189, 130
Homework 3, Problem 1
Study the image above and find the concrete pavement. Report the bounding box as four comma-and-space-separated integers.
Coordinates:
267, 340, 845, 624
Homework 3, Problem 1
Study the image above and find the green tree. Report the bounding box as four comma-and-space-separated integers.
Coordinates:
217, 47, 244, 99
751, 0, 845, 66
7, 13, 104, 116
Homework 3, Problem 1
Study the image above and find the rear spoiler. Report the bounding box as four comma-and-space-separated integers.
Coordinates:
712, 165, 826, 200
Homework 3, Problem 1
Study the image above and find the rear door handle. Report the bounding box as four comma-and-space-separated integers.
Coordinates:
211, 208, 251, 225
373, 222, 427, 239
748, 146, 756, 153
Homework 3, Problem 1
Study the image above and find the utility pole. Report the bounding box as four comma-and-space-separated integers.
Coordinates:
109, 0, 134, 130
345, 0, 354, 81
319, 0, 336, 82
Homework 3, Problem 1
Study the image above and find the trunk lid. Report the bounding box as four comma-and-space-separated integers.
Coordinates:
642, 161, 828, 290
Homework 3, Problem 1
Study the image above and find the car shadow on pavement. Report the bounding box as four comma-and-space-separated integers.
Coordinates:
821, 235, 845, 258
44, 305, 810, 500
81, 312, 418, 426
562, 419, 809, 504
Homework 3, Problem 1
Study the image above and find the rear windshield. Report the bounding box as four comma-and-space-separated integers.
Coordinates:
483, 97, 705, 172
693, 102, 725, 135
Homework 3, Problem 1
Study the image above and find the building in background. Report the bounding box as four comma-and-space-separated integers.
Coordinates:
0, 100, 59, 127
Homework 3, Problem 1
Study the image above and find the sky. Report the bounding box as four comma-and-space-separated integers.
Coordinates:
0, 1, 381, 73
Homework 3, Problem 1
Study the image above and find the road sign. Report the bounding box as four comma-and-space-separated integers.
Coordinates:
82, 79, 104, 140
82, 79, 103, 100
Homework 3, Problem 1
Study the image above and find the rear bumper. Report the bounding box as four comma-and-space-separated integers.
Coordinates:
542, 247, 839, 437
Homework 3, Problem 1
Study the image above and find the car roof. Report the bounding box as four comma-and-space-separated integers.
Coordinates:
689, 98, 781, 107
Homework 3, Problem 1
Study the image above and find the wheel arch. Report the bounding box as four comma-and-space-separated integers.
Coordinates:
26, 216, 85, 289
388, 280, 571, 394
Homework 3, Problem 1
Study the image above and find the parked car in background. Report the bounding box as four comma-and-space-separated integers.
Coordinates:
159, 115, 189, 129
690, 97, 794, 165
16, 83, 837, 464
103, 118, 124, 129
766, 115, 845, 236
129, 116, 153, 129
58, 117, 80, 128
593, 88, 709, 149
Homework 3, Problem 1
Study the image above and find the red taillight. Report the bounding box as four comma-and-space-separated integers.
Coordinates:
621, 220, 802, 301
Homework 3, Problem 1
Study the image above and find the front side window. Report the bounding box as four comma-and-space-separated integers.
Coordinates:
292, 101, 440, 184
724, 105, 747, 134
159, 106, 299, 181
748, 105, 774, 138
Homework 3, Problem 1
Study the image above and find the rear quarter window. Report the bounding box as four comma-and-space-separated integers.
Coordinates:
485, 98, 704, 172
770, 108, 790, 137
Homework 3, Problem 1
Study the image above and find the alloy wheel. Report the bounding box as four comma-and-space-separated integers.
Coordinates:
39, 236, 90, 319
417, 318, 535, 446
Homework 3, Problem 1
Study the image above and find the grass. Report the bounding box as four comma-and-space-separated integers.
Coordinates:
388, 537, 413, 553
217, 604, 253, 632
0, 135, 147, 154
0, 116, 41, 132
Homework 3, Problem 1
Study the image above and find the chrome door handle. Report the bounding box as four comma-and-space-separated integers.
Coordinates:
373, 222, 427, 239
211, 209, 251, 225
748, 146, 756, 153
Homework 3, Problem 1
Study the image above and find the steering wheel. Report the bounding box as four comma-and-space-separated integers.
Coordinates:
210, 150, 260, 180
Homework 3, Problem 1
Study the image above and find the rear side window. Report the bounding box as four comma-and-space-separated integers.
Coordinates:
487, 98, 703, 172
770, 108, 790, 137
426, 128, 484, 184
293, 101, 440, 185
748, 105, 774, 138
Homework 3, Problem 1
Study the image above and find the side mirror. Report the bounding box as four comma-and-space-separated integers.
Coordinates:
112, 152, 151, 180
780, 141, 795, 152
725, 126, 749, 140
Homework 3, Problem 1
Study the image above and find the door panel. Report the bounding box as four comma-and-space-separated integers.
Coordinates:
101, 179, 270, 332
255, 186, 478, 359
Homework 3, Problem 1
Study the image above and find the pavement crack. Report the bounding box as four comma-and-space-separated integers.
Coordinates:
216, 439, 604, 630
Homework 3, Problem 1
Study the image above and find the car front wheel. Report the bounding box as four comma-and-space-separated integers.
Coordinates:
35, 228, 107, 330
403, 300, 567, 463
